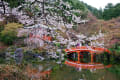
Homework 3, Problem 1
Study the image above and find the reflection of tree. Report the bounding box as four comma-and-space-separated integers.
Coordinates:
94, 52, 111, 65
3, 0, 24, 8
80, 51, 91, 63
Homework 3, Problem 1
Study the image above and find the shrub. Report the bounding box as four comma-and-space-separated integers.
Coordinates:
0, 23, 23, 45
4, 0, 25, 8
0, 21, 6, 32
0, 25, 4, 33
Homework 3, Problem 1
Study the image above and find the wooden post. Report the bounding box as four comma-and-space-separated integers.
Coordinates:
91, 52, 94, 64
77, 51, 80, 63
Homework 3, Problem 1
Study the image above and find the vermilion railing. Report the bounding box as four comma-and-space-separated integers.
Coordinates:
65, 46, 112, 69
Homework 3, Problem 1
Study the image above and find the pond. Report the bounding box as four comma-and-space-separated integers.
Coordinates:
0, 60, 119, 80
0, 51, 120, 80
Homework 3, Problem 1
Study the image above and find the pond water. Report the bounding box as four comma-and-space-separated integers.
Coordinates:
50, 65, 119, 80
23, 61, 120, 80
0, 54, 120, 80
40, 61, 120, 80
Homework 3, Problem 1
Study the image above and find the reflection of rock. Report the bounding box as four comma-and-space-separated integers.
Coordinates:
56, 61, 61, 64
48, 52, 59, 59
14, 48, 23, 64
5, 52, 11, 61
24, 51, 36, 60
25, 64, 51, 80
38, 65, 43, 72
5, 52, 11, 57
0, 52, 5, 58
38, 56, 45, 61
24, 50, 45, 61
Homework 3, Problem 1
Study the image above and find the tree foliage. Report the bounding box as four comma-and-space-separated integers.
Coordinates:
18, 0, 88, 29
84, 2, 120, 20
63, 0, 86, 11
0, 23, 23, 45
3, 0, 25, 8
103, 3, 120, 20
83, 2, 103, 19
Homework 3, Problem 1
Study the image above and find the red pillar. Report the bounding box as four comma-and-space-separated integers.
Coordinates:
77, 51, 80, 63
91, 51, 94, 64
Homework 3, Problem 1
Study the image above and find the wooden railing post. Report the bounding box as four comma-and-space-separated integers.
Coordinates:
90, 51, 94, 64
77, 51, 80, 63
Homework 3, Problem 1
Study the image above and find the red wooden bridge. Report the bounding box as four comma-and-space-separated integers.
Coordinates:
65, 46, 112, 69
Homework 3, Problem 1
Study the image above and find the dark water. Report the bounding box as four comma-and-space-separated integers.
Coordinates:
23, 61, 120, 80
50, 64, 120, 80
0, 56, 120, 80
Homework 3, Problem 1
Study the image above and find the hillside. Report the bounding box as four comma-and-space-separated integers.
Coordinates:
83, 2, 120, 20
74, 12, 120, 47
0, 0, 90, 48
1, 0, 119, 48
0, 0, 120, 48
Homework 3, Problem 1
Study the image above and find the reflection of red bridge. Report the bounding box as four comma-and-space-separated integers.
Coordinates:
26, 65, 51, 79
65, 46, 112, 69
0, 46, 6, 49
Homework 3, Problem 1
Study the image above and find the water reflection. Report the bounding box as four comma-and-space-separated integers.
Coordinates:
0, 49, 119, 80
